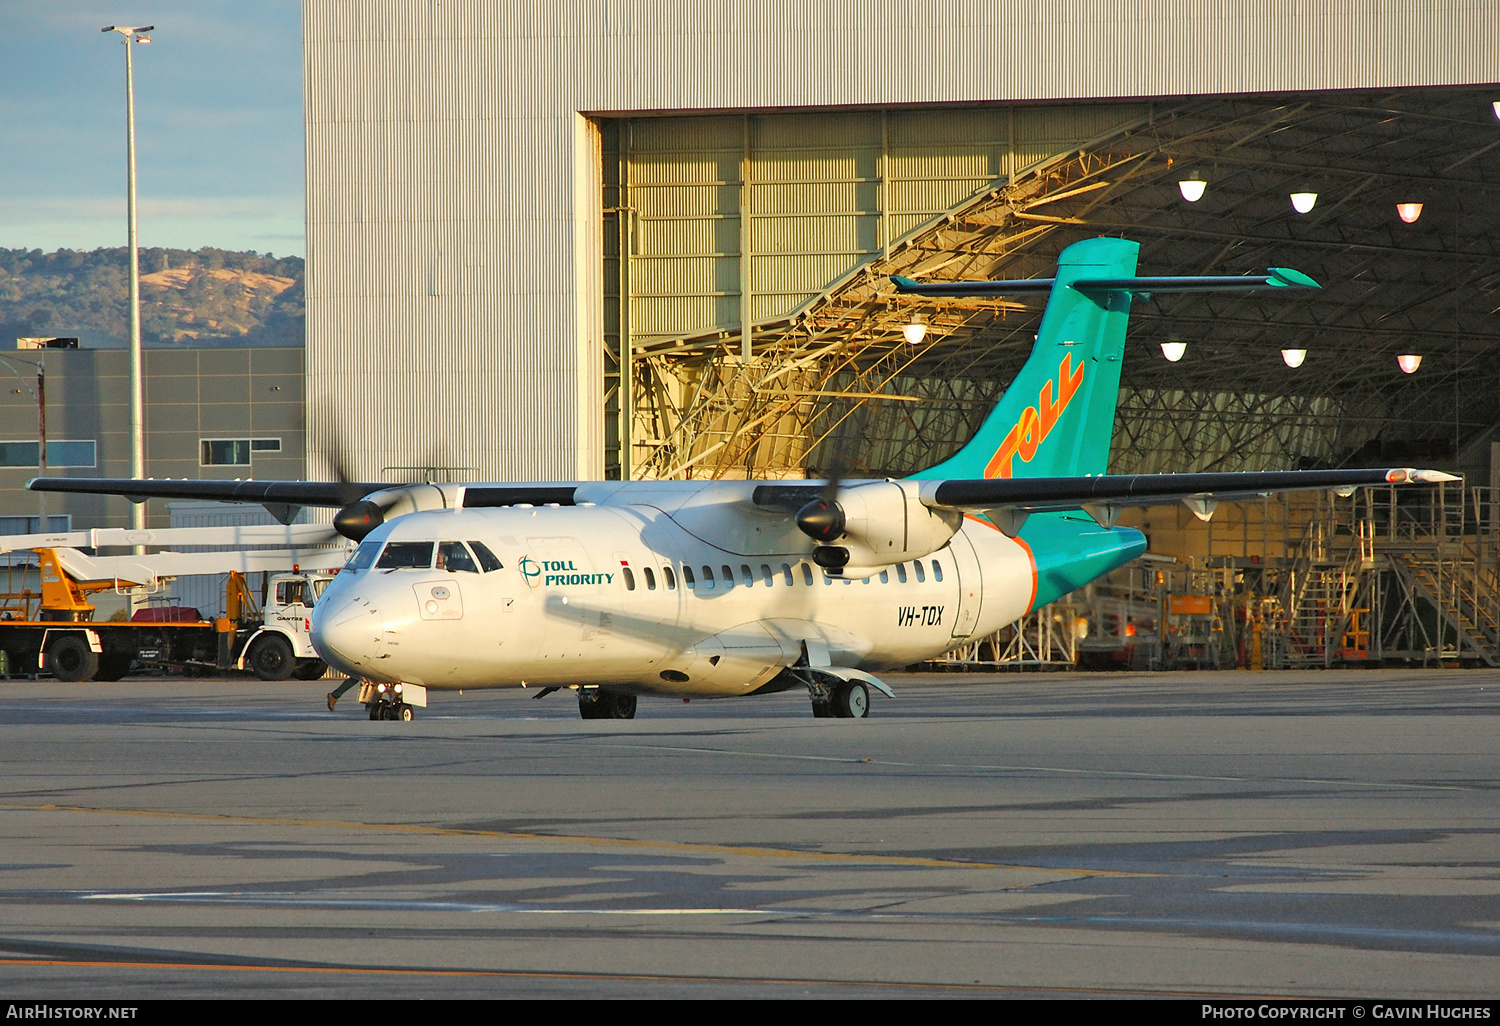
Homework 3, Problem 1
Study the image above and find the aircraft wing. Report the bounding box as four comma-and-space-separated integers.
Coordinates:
920, 467, 1456, 528
27, 477, 385, 506
27, 477, 581, 505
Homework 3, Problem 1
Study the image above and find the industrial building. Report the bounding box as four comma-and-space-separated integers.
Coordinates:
0, 346, 305, 532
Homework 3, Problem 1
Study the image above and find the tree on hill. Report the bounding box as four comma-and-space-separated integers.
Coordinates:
0, 247, 305, 348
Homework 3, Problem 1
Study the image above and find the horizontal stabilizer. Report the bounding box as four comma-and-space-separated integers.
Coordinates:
891, 267, 1319, 299
890, 274, 1054, 296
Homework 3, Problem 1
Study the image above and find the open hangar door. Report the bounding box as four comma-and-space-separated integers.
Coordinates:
604, 88, 1500, 484
601, 88, 1500, 668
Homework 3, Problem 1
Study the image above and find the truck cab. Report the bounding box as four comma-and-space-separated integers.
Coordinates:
239, 570, 336, 680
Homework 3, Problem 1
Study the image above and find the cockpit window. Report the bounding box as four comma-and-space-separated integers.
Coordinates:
437, 541, 479, 573
345, 539, 381, 572
376, 541, 435, 569
469, 540, 503, 572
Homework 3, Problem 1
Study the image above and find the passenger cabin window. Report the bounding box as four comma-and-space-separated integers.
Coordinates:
644, 567, 657, 591
896, 563, 908, 584
346, 539, 381, 572
622, 567, 636, 590
664, 566, 676, 590
469, 541, 504, 572
781, 564, 794, 586
741, 564, 753, 587
801, 564, 814, 586
722, 565, 735, 589
702, 566, 715, 589
376, 541, 434, 569
760, 564, 773, 586
932, 560, 944, 582
437, 541, 479, 573
914, 560, 926, 582
683, 565, 696, 589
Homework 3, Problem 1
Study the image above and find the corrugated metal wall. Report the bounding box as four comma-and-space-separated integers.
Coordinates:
619, 105, 1148, 343
303, 0, 1495, 482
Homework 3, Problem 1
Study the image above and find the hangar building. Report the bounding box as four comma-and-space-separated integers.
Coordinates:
297, 1, 1500, 667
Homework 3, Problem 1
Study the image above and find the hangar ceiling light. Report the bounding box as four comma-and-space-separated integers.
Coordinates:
1397, 354, 1423, 374
1290, 191, 1319, 214
1281, 348, 1308, 369
1396, 201, 1423, 222
902, 317, 927, 346
1160, 340, 1187, 362
1177, 172, 1207, 202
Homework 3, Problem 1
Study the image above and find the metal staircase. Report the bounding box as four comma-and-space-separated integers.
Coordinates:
1369, 481, 1500, 666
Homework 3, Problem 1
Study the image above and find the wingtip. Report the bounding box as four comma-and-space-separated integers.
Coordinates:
890, 275, 919, 290
1267, 266, 1322, 290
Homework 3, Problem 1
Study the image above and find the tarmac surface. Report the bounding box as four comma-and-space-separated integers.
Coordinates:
0, 669, 1496, 999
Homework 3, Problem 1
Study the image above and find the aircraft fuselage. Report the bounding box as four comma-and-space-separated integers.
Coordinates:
311, 501, 1040, 697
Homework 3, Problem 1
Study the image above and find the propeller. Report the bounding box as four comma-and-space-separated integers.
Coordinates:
312, 404, 386, 542
796, 453, 851, 568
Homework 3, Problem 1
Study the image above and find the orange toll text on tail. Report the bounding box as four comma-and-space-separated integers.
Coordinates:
983, 353, 1085, 479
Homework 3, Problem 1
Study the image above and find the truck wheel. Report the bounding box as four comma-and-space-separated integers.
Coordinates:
293, 659, 328, 680
47, 635, 99, 682
94, 655, 134, 682
248, 635, 295, 681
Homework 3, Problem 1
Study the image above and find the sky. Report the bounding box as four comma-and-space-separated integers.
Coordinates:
0, 0, 304, 257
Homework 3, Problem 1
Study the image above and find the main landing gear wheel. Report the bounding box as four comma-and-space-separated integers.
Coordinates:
578, 689, 637, 720
369, 702, 413, 721
814, 680, 869, 719
831, 681, 870, 718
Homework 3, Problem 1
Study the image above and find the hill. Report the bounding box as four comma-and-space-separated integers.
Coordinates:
0, 247, 305, 348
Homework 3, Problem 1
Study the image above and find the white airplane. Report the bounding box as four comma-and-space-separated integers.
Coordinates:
33, 238, 1454, 720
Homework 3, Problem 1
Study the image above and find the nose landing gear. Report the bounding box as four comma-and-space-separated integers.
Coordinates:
356, 680, 416, 721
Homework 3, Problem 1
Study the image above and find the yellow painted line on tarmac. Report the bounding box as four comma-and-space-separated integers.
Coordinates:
0, 956, 1260, 997
0, 801, 1157, 879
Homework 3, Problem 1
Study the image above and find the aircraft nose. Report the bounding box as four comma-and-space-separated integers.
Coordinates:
311, 593, 381, 677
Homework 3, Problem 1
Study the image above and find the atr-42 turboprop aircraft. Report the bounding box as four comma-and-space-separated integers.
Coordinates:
33, 238, 1454, 720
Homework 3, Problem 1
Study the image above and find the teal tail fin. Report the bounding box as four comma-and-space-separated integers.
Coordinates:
911, 237, 1139, 481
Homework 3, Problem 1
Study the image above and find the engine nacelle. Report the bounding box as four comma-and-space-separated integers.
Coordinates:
333, 483, 457, 540
800, 480, 961, 571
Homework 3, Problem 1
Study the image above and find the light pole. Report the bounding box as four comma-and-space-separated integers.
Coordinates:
102, 24, 152, 531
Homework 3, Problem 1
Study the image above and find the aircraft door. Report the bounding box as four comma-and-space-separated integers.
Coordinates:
946, 528, 984, 639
